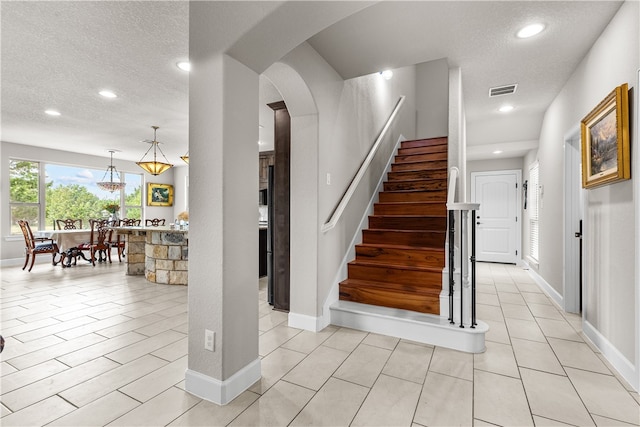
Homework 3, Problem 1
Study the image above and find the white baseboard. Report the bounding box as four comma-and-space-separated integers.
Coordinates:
185, 358, 261, 405
522, 260, 563, 307
288, 312, 323, 332
583, 320, 638, 392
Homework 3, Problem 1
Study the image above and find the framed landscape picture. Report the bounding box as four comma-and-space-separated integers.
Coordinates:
147, 183, 174, 206
580, 83, 630, 189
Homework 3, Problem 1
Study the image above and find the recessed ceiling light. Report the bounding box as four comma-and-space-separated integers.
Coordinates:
99, 90, 117, 98
380, 70, 393, 80
493, 150, 503, 154
177, 61, 191, 72
45, 110, 61, 116
517, 23, 545, 38
499, 105, 514, 113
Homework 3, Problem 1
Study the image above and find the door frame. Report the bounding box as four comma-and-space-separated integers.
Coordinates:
563, 125, 584, 314
470, 169, 522, 265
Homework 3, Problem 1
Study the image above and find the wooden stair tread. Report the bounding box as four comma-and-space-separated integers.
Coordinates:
340, 278, 441, 294
348, 259, 442, 273
357, 242, 445, 252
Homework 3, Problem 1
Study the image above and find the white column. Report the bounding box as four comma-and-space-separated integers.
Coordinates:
185, 42, 260, 403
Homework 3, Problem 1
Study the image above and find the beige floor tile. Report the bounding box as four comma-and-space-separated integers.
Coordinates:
473, 418, 501, 426
547, 337, 610, 374
2, 317, 65, 340
362, 332, 400, 350
501, 302, 534, 320
0, 334, 64, 360
152, 336, 189, 361
290, 377, 369, 427
107, 386, 201, 426
1, 358, 69, 393
333, 343, 391, 387
55, 314, 133, 340
563, 312, 583, 332
382, 341, 433, 384
522, 292, 552, 305
351, 374, 422, 426
0, 395, 75, 427
105, 329, 185, 364
495, 282, 520, 293
484, 319, 511, 344
632, 391, 640, 404
56, 331, 147, 367
134, 312, 188, 336
527, 303, 564, 321
258, 309, 288, 332
48, 391, 140, 426
592, 414, 640, 426
258, 323, 302, 356
505, 317, 547, 342
520, 368, 594, 426
498, 291, 527, 305
476, 292, 500, 307
474, 341, 519, 378
536, 318, 583, 342
414, 371, 472, 427
0, 362, 18, 376
7, 332, 107, 370
429, 346, 474, 381
511, 338, 564, 375
516, 283, 543, 293
322, 327, 367, 352
59, 354, 167, 407
1, 357, 119, 411
476, 303, 504, 321
532, 415, 576, 426
1, 403, 11, 417
477, 284, 497, 295
280, 326, 338, 354
474, 370, 534, 426
566, 367, 640, 425
229, 380, 315, 427
120, 355, 188, 402
169, 391, 260, 426
249, 347, 307, 394
283, 344, 349, 391
96, 313, 166, 338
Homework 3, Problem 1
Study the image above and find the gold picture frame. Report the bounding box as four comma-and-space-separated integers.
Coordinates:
147, 183, 174, 206
581, 83, 630, 189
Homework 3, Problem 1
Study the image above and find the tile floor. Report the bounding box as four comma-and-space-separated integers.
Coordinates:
1, 261, 638, 426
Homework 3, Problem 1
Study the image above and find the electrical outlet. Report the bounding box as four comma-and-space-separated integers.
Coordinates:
205, 329, 214, 352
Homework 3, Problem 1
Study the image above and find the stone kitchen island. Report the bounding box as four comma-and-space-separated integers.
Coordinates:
114, 226, 188, 285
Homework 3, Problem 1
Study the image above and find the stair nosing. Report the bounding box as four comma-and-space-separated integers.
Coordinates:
340, 278, 442, 294
349, 259, 443, 272
357, 242, 445, 251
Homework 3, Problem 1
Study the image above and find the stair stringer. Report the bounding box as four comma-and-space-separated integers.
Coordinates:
315, 134, 407, 332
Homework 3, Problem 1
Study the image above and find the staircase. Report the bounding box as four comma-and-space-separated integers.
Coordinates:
339, 137, 448, 315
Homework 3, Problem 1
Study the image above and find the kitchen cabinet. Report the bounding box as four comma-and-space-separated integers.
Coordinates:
259, 151, 275, 190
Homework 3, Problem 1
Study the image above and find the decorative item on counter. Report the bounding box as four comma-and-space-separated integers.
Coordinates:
177, 211, 189, 230
104, 203, 120, 221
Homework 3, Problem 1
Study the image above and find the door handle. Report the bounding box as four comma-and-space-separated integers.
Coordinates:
477, 222, 482, 225
574, 232, 582, 238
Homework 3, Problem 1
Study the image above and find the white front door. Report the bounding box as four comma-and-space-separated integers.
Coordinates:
471, 171, 521, 264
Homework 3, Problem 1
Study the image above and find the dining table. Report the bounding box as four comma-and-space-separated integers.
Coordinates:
36, 228, 117, 267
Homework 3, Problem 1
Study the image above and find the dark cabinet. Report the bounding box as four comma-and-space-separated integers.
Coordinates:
259, 151, 275, 190
259, 227, 267, 277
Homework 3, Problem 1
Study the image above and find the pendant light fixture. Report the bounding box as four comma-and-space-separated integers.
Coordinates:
97, 150, 126, 192
180, 151, 189, 164
136, 125, 173, 175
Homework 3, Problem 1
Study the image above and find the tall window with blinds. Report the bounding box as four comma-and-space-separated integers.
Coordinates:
529, 162, 540, 262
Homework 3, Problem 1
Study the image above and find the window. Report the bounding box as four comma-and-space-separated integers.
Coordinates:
9, 158, 142, 234
9, 160, 41, 234
529, 162, 540, 262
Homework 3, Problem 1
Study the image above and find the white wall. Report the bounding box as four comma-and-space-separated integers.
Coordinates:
0, 141, 178, 260
524, 0, 638, 383
416, 58, 449, 138
466, 157, 524, 202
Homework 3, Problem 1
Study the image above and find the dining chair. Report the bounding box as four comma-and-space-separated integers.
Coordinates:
145, 218, 166, 226
77, 219, 111, 266
55, 218, 82, 230
119, 218, 141, 227
18, 220, 62, 271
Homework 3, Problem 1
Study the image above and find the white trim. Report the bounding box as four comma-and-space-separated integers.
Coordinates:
185, 358, 261, 405
522, 260, 563, 307
322, 134, 407, 331
583, 320, 638, 391
635, 67, 640, 392
321, 96, 405, 233
288, 312, 322, 332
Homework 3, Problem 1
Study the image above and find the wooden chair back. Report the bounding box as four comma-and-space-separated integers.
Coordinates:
119, 218, 141, 227
17, 220, 61, 271
145, 218, 165, 226
56, 218, 82, 230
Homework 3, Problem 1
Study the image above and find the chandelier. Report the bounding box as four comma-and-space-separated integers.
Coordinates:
97, 150, 126, 192
136, 125, 173, 175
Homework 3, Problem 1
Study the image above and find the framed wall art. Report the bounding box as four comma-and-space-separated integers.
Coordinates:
147, 183, 174, 206
580, 83, 630, 189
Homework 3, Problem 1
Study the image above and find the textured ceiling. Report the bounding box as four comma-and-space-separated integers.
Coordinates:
1, 1, 623, 163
